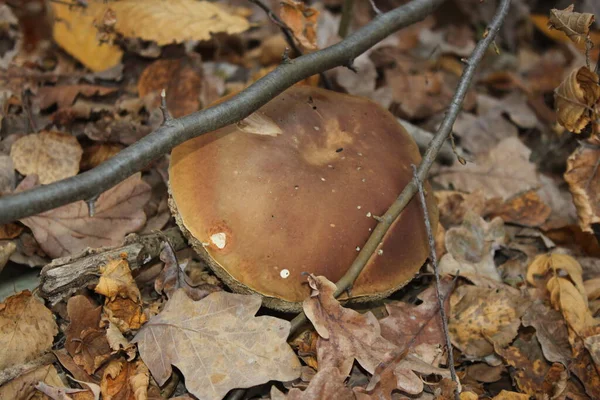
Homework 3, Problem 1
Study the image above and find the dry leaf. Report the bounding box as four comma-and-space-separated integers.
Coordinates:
0, 155, 16, 194
449, 285, 530, 358
20, 173, 151, 258
273, 367, 355, 400
54, 348, 99, 384
106, 321, 136, 361
133, 290, 301, 400
522, 302, 572, 366
0, 223, 23, 239
0, 240, 17, 274
36, 85, 117, 110
0, 364, 65, 400
303, 275, 448, 396
96, 258, 146, 332
65, 295, 111, 374
110, 0, 249, 45
486, 190, 551, 227
35, 381, 87, 399
51, 2, 123, 72
280, 0, 319, 51
137, 57, 203, 118
554, 66, 600, 133
10, 131, 83, 184
379, 278, 454, 365
434, 137, 540, 200
0, 290, 58, 370
236, 112, 283, 137
100, 358, 148, 400
548, 5, 595, 45
438, 212, 505, 284
564, 138, 600, 233
434, 190, 488, 227
80, 144, 123, 171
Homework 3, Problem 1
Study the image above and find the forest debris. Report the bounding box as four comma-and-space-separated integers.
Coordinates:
280, 0, 320, 51
0, 364, 64, 400
35, 85, 117, 110
522, 302, 572, 366
0, 291, 58, 371
554, 66, 600, 133
134, 290, 301, 400
564, 137, 600, 233
271, 367, 355, 400
10, 131, 83, 185
20, 173, 151, 258
548, 5, 595, 45
100, 358, 149, 400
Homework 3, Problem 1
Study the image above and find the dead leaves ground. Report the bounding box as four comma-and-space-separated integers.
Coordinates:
0, 0, 600, 399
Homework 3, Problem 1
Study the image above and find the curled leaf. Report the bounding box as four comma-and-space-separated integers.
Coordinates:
554, 66, 600, 133
548, 5, 595, 45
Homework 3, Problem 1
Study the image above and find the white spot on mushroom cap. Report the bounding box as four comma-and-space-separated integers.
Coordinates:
210, 233, 227, 249
280, 269, 290, 278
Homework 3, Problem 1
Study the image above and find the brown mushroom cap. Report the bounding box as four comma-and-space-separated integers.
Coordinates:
169, 86, 437, 311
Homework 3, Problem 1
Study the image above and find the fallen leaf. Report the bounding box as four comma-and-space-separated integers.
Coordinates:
434, 190, 488, 227
20, 173, 151, 258
548, 5, 595, 45
96, 258, 147, 332
80, 143, 123, 171
554, 66, 600, 133
491, 390, 530, 400
584, 333, 600, 367
521, 302, 572, 366
564, 137, 600, 233
434, 137, 540, 200
379, 278, 454, 365
133, 290, 301, 400
0, 364, 65, 400
35, 381, 87, 399
0, 290, 58, 370
137, 57, 203, 118
65, 295, 111, 374
0, 240, 17, 274
273, 367, 355, 400
54, 348, 99, 384
100, 358, 148, 400
10, 131, 83, 184
106, 321, 136, 361
527, 253, 587, 302
449, 285, 530, 358
0, 223, 23, 239
0, 155, 16, 194
280, 0, 319, 51
303, 275, 449, 396
35, 85, 117, 110
570, 330, 600, 398
486, 190, 551, 227
51, 1, 123, 72
438, 212, 505, 284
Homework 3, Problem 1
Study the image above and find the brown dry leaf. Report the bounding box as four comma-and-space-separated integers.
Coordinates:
80, 144, 123, 171
65, 295, 111, 374
434, 137, 540, 200
35, 382, 88, 399
106, 321, 136, 361
522, 302, 572, 366
491, 390, 530, 400
133, 289, 301, 400
36, 85, 117, 110
54, 348, 98, 384
303, 275, 448, 396
10, 131, 83, 185
548, 5, 595, 45
272, 367, 355, 400
584, 333, 600, 367
379, 278, 454, 366
0, 364, 65, 400
449, 285, 530, 358
20, 173, 151, 258
554, 66, 600, 133
548, 276, 596, 335
100, 358, 148, 400
111, 0, 249, 45
51, 2, 123, 72
96, 258, 146, 332
564, 138, 600, 233
280, 0, 319, 51
570, 330, 600, 398
486, 191, 551, 228
0, 223, 24, 239
495, 337, 568, 398
0, 290, 58, 370
434, 190, 487, 227
0, 241, 17, 274
137, 57, 203, 118
439, 212, 505, 285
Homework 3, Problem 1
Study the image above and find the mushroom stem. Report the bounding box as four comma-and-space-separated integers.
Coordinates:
289, 0, 512, 337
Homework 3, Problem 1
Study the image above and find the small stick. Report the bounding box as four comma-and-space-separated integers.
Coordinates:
160, 89, 172, 123
412, 164, 459, 400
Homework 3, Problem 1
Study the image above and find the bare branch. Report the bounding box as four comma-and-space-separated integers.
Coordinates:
289, 0, 512, 336
0, 0, 445, 225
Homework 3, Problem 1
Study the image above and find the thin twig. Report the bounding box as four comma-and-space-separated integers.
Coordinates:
248, 0, 333, 90
0, 0, 445, 225
288, 0, 511, 336
159, 89, 172, 122
412, 164, 459, 399
338, 0, 356, 38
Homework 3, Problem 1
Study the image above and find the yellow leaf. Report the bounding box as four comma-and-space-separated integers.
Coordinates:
280, 0, 319, 51
547, 276, 596, 334
554, 66, 600, 133
110, 0, 249, 45
95, 258, 140, 302
527, 253, 587, 303
51, 2, 123, 72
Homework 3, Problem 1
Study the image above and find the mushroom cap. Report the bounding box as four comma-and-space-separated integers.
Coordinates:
169, 86, 437, 311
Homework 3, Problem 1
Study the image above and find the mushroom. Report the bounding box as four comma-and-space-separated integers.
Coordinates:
169, 86, 438, 312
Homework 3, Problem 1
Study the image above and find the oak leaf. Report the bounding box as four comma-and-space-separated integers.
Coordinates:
271, 367, 355, 400
303, 275, 449, 396
449, 285, 530, 358
564, 137, 600, 233
280, 0, 319, 51
548, 5, 595, 45
133, 290, 301, 400
0, 364, 65, 400
554, 66, 600, 133
10, 131, 83, 185
20, 173, 151, 258
0, 290, 58, 371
